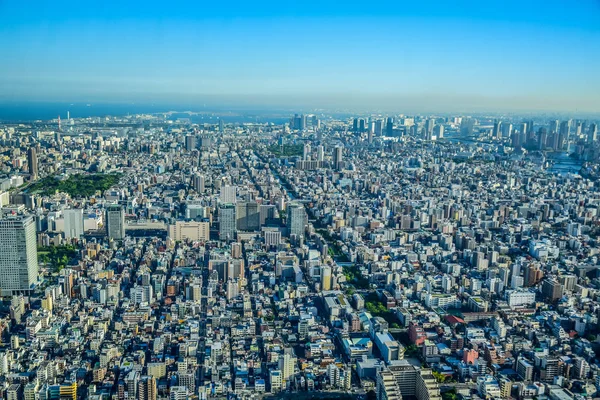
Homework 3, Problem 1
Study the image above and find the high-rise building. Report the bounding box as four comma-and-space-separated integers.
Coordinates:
0, 215, 39, 296
375, 119, 384, 136
359, 118, 366, 132
501, 123, 512, 139
27, 147, 38, 180
377, 362, 441, 400
333, 146, 343, 171
236, 202, 260, 231
303, 143, 311, 161
460, 118, 474, 136
317, 145, 325, 162
559, 120, 571, 149
588, 123, 597, 143
218, 118, 224, 133
106, 205, 125, 240
220, 185, 237, 203
219, 203, 236, 242
538, 128, 548, 150
185, 135, 196, 151
278, 351, 296, 384
63, 209, 84, 239
424, 119, 435, 140
321, 265, 332, 291
386, 117, 394, 136
177, 372, 196, 394
524, 264, 543, 287
287, 203, 306, 239
191, 174, 205, 193
493, 120, 502, 139
542, 278, 563, 302
137, 376, 157, 400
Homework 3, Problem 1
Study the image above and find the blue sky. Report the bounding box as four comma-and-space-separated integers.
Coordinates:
1, 0, 599, 112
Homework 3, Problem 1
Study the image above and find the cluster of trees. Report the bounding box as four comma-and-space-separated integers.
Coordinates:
365, 293, 399, 327
37, 245, 78, 272
267, 144, 304, 157
30, 173, 121, 197
441, 388, 458, 400
343, 265, 369, 289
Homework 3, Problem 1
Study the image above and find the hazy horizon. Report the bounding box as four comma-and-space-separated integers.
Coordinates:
1, 0, 599, 114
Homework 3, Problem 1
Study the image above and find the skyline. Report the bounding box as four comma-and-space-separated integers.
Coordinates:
1, 0, 599, 113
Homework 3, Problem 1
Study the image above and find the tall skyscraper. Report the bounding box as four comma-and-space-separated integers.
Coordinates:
333, 146, 343, 171
106, 205, 125, 240
538, 128, 548, 150
63, 209, 84, 239
493, 120, 502, 139
501, 123, 512, 139
386, 117, 394, 136
287, 203, 307, 239
317, 145, 325, 162
303, 143, 311, 161
218, 118, 224, 133
27, 147, 38, 180
559, 120, 571, 149
219, 203, 236, 241
0, 215, 39, 296
359, 118, 366, 132
460, 118, 474, 136
375, 119, 384, 136
424, 119, 434, 140
588, 123, 597, 143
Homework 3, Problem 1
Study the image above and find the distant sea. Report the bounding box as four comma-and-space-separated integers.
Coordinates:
0, 101, 291, 124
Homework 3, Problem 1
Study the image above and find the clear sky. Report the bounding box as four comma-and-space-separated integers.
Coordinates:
1, 0, 599, 113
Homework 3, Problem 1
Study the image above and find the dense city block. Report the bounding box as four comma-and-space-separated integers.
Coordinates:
0, 112, 599, 400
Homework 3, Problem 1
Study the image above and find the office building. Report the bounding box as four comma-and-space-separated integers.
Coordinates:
169, 221, 210, 242
106, 205, 125, 240
287, 203, 306, 239
333, 146, 343, 171
236, 201, 260, 231
377, 362, 441, 400
185, 135, 196, 151
589, 123, 597, 143
493, 120, 502, 138
63, 208, 84, 239
219, 203, 236, 241
386, 117, 394, 136
27, 147, 38, 180
191, 174, 205, 193
0, 215, 38, 296
220, 185, 237, 203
